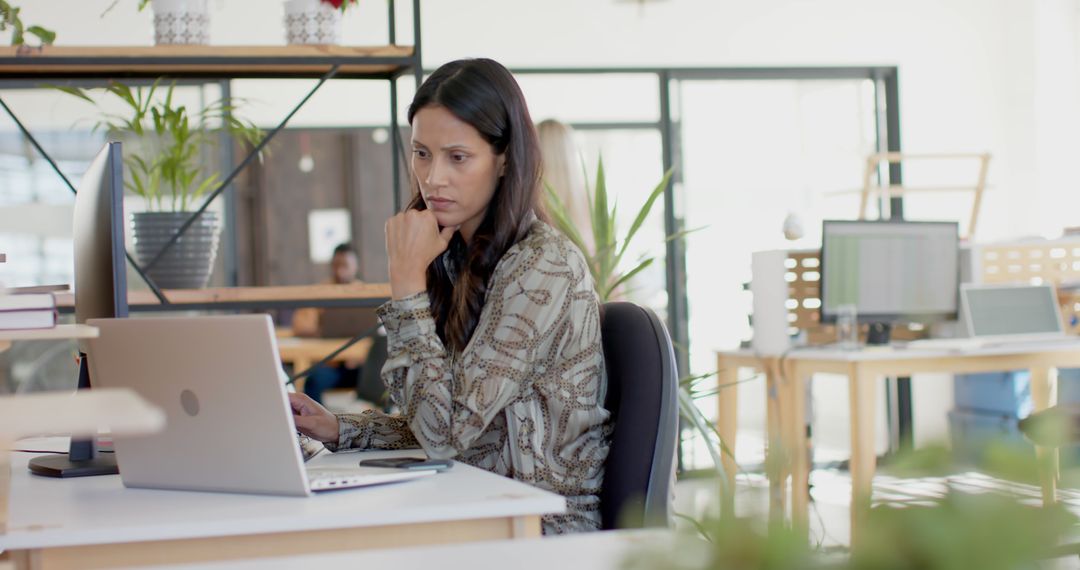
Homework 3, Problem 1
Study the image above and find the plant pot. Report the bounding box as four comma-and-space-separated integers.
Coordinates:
151, 0, 210, 45
132, 211, 220, 290
284, 0, 342, 45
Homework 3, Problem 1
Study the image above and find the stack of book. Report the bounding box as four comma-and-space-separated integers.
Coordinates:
0, 293, 57, 330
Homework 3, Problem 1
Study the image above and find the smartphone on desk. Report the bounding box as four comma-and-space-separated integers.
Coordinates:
359, 457, 454, 472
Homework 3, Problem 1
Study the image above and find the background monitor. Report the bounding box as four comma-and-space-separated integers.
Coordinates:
28, 141, 128, 478
819, 220, 959, 328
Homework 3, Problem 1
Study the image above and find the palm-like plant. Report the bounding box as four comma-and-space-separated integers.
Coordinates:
545, 157, 671, 302
545, 157, 733, 503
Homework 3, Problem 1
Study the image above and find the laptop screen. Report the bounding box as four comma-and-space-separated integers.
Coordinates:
965, 285, 1062, 337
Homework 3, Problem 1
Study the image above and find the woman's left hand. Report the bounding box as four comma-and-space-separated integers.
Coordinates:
289, 392, 339, 443
386, 209, 457, 299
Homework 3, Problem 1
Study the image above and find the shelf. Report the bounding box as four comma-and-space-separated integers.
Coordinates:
0, 388, 164, 441
55, 283, 392, 312
0, 45, 416, 79
0, 323, 99, 353
0, 323, 98, 342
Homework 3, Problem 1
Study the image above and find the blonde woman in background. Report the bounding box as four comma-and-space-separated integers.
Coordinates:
537, 119, 594, 255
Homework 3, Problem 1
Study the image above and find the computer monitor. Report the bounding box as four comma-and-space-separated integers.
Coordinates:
819, 220, 959, 344
28, 141, 128, 478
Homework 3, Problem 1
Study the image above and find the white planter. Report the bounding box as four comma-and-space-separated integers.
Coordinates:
151, 0, 210, 45
284, 0, 342, 45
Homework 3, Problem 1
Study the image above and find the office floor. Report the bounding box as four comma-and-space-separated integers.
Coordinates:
672, 466, 1080, 569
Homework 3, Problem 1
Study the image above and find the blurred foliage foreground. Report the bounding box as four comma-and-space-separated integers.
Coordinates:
624, 418, 1080, 570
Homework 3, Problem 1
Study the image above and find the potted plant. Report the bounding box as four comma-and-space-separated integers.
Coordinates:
284, 0, 359, 45
60, 80, 263, 289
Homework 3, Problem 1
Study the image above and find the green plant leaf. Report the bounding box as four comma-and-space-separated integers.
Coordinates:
544, 182, 589, 258
46, 84, 95, 103
591, 157, 609, 275
25, 25, 54, 45
603, 256, 653, 301
614, 169, 672, 268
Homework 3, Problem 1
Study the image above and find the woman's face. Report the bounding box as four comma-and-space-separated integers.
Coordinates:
411, 105, 506, 243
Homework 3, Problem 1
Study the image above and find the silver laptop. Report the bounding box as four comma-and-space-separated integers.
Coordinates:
86, 315, 433, 496
961, 283, 1067, 343
909, 283, 1068, 349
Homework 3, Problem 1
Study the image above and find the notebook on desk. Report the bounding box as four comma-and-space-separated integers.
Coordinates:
86, 315, 434, 496
906, 284, 1069, 350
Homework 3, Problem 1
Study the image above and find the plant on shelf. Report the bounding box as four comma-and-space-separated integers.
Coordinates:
321, 0, 359, 11
58, 80, 264, 289
0, 1, 56, 47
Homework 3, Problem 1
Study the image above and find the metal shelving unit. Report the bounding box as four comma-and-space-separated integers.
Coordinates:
0, 0, 422, 312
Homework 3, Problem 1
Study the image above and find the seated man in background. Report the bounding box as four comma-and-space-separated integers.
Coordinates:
291, 243, 365, 405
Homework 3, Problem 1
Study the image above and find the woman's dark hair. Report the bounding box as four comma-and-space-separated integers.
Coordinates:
406, 58, 543, 353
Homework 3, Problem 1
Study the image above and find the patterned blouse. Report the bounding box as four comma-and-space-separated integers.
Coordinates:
324, 220, 611, 534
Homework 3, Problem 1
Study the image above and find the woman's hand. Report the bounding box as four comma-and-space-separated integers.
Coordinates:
386, 209, 457, 299
289, 392, 339, 443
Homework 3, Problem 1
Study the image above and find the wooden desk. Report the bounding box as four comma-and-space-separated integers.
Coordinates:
717, 340, 1080, 546
0, 444, 563, 570
118, 529, 673, 570
276, 333, 372, 392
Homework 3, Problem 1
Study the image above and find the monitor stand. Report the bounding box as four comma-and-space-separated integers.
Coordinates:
866, 322, 892, 346
27, 353, 120, 478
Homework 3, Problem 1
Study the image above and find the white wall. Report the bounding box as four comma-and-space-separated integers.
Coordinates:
7, 0, 1079, 455
10, 0, 1079, 243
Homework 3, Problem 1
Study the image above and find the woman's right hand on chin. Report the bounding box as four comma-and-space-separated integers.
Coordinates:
289, 392, 339, 443
385, 209, 457, 299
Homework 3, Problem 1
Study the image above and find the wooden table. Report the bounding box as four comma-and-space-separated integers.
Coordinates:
275, 332, 372, 392
0, 443, 563, 570
717, 340, 1080, 546
54, 283, 392, 312
116, 529, 674, 570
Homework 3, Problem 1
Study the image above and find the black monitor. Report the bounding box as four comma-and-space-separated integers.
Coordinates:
819, 220, 959, 344
28, 142, 128, 478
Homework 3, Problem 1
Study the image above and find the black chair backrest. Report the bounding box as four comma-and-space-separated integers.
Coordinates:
599, 301, 679, 530
356, 334, 390, 410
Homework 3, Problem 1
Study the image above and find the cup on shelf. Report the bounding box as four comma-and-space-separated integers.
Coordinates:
284, 0, 342, 45
151, 0, 210, 45
836, 304, 859, 350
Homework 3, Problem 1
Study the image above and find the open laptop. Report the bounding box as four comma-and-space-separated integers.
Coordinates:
907, 283, 1070, 350
85, 315, 434, 496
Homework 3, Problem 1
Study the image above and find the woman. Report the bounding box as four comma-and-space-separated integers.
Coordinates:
289, 58, 611, 534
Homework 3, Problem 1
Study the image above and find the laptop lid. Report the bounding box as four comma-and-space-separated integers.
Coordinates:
960, 283, 1065, 340
86, 315, 312, 496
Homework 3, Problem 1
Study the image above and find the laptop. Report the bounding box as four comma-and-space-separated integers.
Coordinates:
86, 315, 434, 496
907, 283, 1070, 350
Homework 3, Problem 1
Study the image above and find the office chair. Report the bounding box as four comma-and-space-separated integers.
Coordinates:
599, 301, 679, 530
356, 334, 391, 411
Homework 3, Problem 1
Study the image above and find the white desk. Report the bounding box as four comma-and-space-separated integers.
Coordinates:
717, 339, 1080, 545
0, 443, 565, 570
118, 529, 675, 570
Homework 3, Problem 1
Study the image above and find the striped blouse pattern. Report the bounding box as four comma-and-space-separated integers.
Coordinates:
326, 221, 611, 534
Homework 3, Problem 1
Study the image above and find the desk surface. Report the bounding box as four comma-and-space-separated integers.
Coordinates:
0, 442, 565, 551
719, 338, 1080, 362
122, 529, 675, 570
